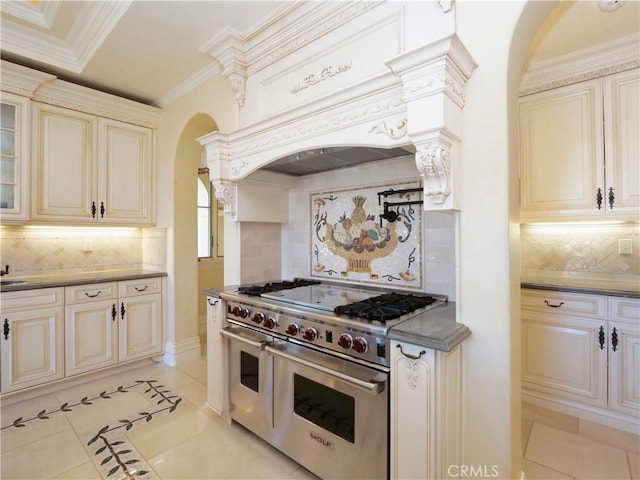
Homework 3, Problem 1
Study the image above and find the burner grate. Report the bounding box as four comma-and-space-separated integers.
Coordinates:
334, 293, 436, 321
237, 278, 321, 296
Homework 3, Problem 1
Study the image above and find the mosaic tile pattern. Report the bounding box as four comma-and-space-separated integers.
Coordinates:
0, 226, 166, 274
521, 224, 640, 275
1, 379, 181, 480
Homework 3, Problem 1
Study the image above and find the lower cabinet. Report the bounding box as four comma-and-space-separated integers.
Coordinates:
390, 340, 462, 480
1, 288, 64, 393
522, 289, 640, 427
206, 295, 226, 415
1, 277, 164, 394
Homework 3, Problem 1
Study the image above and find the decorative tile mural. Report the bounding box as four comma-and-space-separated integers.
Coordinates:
311, 181, 423, 289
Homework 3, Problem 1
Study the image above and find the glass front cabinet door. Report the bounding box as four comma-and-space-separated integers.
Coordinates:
0, 92, 29, 222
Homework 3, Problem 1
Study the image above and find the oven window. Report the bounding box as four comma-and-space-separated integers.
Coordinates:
240, 351, 259, 392
293, 374, 355, 443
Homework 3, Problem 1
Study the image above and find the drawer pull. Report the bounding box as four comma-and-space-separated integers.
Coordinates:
396, 344, 425, 360
598, 326, 605, 350
208, 298, 219, 306
544, 300, 564, 308
134, 285, 149, 292
84, 291, 102, 298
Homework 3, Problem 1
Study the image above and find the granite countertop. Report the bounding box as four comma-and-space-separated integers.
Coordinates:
0, 268, 168, 292
202, 287, 223, 298
387, 302, 470, 351
521, 271, 640, 298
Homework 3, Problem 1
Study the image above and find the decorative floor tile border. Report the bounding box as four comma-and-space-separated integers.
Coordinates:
1, 380, 182, 479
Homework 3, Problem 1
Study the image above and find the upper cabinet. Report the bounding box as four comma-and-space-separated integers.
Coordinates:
31, 104, 155, 224
0, 60, 160, 226
0, 92, 29, 222
519, 68, 639, 222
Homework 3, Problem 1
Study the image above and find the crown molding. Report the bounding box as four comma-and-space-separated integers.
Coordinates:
0, 1, 131, 74
33, 79, 161, 127
67, 1, 133, 71
156, 62, 222, 108
0, 0, 61, 29
0, 60, 56, 97
520, 33, 640, 95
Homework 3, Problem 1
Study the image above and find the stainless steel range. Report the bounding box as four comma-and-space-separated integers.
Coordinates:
219, 278, 446, 480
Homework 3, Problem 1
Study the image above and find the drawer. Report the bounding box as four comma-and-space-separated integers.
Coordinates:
521, 288, 607, 319
0, 287, 64, 312
119, 277, 162, 297
65, 282, 117, 304
609, 297, 640, 325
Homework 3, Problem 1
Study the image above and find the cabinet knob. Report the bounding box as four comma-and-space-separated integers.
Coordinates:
611, 327, 618, 352
120, 302, 126, 320
3, 318, 9, 340
91, 201, 97, 218
111, 304, 117, 322
100, 201, 105, 218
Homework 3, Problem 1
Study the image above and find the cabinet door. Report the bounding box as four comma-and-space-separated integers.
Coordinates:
206, 296, 226, 414
99, 118, 154, 224
0, 307, 64, 393
0, 92, 29, 222
522, 310, 607, 407
390, 341, 436, 480
519, 80, 604, 220
604, 69, 640, 216
32, 103, 97, 221
119, 293, 162, 362
608, 322, 640, 417
65, 300, 118, 376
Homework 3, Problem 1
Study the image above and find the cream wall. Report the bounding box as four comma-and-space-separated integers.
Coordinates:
455, 1, 557, 477
156, 75, 237, 364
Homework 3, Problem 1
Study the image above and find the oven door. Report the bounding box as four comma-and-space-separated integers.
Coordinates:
266, 342, 389, 480
221, 326, 273, 440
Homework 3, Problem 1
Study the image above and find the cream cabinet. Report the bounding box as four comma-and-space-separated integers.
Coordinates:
31, 102, 154, 224
206, 295, 227, 415
519, 69, 639, 221
390, 341, 462, 480
64, 278, 162, 376
118, 277, 163, 362
0, 288, 64, 393
522, 289, 639, 426
0, 92, 30, 222
607, 297, 640, 417
64, 283, 119, 376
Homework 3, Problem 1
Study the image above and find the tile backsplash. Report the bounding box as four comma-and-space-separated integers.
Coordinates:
0, 226, 166, 274
521, 223, 639, 276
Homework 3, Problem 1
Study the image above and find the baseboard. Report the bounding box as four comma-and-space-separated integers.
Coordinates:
163, 336, 202, 366
522, 391, 639, 435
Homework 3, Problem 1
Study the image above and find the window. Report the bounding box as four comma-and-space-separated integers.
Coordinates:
197, 168, 224, 259
197, 168, 212, 258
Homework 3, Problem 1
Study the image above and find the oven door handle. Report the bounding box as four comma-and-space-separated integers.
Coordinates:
221, 328, 268, 350
265, 345, 385, 395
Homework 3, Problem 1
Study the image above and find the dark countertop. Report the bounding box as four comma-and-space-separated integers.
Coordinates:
521, 272, 639, 299
387, 302, 470, 351
0, 268, 167, 292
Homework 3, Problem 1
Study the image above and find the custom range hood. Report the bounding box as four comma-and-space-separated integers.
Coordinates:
199, 1, 477, 218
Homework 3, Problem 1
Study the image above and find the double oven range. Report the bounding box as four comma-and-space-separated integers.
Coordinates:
219, 278, 446, 480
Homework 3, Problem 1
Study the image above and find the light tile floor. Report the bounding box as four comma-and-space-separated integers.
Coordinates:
522, 403, 640, 480
2, 341, 638, 480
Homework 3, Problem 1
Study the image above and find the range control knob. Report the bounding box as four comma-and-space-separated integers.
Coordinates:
286, 323, 300, 336
352, 337, 368, 354
302, 327, 318, 342
231, 306, 241, 316
252, 312, 265, 324
263, 317, 278, 329
338, 334, 353, 349
239, 307, 250, 319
